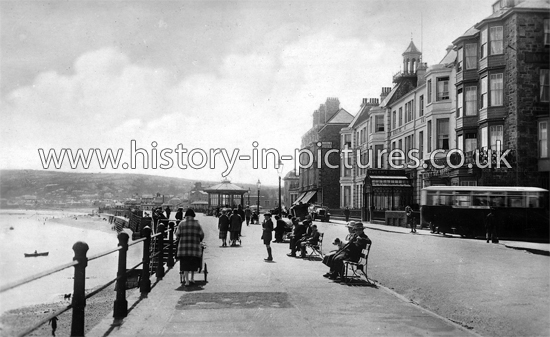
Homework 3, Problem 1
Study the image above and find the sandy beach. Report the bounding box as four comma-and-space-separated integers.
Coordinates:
0, 209, 140, 337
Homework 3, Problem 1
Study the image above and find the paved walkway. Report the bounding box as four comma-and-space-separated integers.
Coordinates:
89, 215, 479, 337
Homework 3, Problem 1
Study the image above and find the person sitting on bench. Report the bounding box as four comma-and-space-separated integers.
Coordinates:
299, 224, 320, 257
323, 222, 371, 281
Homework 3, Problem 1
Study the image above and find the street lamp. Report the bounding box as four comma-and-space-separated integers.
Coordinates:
277, 160, 284, 216
247, 188, 250, 206
256, 179, 261, 221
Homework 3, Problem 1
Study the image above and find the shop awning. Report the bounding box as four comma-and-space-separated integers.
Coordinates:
292, 192, 307, 205
301, 191, 317, 204
369, 175, 412, 187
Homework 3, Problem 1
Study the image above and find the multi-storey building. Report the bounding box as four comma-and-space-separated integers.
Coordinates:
282, 169, 299, 208
296, 97, 354, 209
452, 0, 549, 189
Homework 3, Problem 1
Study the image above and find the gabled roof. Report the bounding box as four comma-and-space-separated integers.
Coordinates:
325, 108, 354, 124
348, 104, 373, 129
403, 41, 421, 55
380, 83, 401, 107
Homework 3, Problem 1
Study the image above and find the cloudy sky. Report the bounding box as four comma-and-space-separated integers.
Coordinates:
1, 0, 495, 186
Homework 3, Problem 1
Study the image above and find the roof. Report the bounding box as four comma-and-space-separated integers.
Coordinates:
403, 40, 421, 55
380, 83, 401, 107
439, 47, 457, 66
204, 180, 247, 193
453, 25, 479, 44
348, 103, 373, 129
475, 0, 550, 28
325, 108, 354, 124
422, 186, 548, 193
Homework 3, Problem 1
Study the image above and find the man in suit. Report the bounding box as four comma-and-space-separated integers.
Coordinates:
262, 213, 274, 261
299, 224, 320, 258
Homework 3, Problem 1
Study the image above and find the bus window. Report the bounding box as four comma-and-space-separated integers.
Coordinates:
489, 193, 505, 207
455, 192, 471, 207
527, 193, 541, 208
507, 193, 524, 208
473, 194, 488, 206
440, 194, 453, 206
426, 192, 438, 205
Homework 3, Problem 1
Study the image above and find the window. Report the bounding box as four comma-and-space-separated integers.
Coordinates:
427, 121, 432, 152
481, 126, 488, 149
399, 107, 403, 126
490, 125, 503, 151
343, 134, 351, 148
465, 86, 477, 116
490, 73, 503, 106
436, 77, 449, 101
465, 133, 477, 153
404, 103, 409, 123
457, 135, 464, 151
545, 19, 549, 46
437, 119, 449, 150
481, 28, 488, 59
541, 69, 549, 102
427, 80, 432, 103
375, 115, 384, 132
457, 47, 463, 72
419, 95, 424, 116
490, 26, 503, 55
419, 131, 424, 159
481, 76, 488, 109
408, 101, 413, 121
540, 121, 548, 158
465, 43, 477, 70
392, 111, 396, 129
457, 88, 463, 118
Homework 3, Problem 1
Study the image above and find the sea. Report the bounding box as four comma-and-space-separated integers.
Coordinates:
0, 209, 143, 314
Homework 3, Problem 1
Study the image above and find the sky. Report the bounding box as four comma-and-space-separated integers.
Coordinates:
0, 0, 497, 186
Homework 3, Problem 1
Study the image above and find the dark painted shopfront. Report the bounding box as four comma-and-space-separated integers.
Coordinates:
363, 169, 413, 222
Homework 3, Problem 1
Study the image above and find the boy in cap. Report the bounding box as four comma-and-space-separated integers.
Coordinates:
261, 213, 274, 261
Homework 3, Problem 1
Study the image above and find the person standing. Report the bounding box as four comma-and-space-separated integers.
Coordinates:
262, 213, 274, 261
344, 207, 351, 222
165, 206, 171, 221
237, 205, 245, 236
405, 205, 415, 233
49, 316, 58, 336
176, 209, 205, 287
175, 207, 183, 225
229, 209, 242, 246
486, 208, 496, 243
245, 206, 252, 226
218, 209, 230, 247
273, 215, 286, 243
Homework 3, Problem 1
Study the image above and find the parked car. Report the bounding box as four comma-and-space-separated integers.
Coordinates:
308, 204, 331, 222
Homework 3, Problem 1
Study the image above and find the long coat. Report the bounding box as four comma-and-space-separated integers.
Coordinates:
229, 214, 242, 232
176, 219, 205, 258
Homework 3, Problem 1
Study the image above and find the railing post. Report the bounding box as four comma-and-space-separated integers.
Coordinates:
167, 222, 175, 268
140, 226, 152, 294
156, 223, 165, 279
71, 241, 89, 337
114, 232, 129, 319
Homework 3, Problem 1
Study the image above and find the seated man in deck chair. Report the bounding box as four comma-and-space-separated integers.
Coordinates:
299, 224, 320, 258
323, 222, 371, 282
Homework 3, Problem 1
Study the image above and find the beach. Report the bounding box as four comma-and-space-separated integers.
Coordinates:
0, 209, 142, 336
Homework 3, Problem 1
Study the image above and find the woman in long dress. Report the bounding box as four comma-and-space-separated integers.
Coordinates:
176, 209, 205, 286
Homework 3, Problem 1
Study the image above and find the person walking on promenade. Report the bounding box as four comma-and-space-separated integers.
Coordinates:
237, 205, 245, 236
405, 205, 416, 233
49, 316, 58, 336
229, 209, 242, 246
262, 213, 274, 261
245, 206, 252, 226
176, 209, 205, 287
344, 207, 351, 222
218, 209, 230, 247
165, 206, 171, 221
175, 207, 183, 225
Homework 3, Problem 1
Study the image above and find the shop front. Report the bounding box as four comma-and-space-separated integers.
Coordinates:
363, 169, 413, 222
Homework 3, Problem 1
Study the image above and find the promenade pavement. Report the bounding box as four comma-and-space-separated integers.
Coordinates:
89, 214, 480, 337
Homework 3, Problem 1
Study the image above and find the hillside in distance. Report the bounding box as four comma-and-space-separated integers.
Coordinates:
0, 170, 204, 199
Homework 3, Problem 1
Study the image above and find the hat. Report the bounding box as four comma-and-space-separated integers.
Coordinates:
350, 222, 365, 230
264, 212, 272, 217
332, 238, 341, 245
346, 221, 357, 228
184, 209, 196, 217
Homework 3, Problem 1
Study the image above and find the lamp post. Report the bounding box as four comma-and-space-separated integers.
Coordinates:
277, 160, 284, 216
247, 188, 250, 206
256, 179, 261, 220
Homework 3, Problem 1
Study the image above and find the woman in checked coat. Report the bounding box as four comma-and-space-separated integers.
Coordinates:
176, 208, 205, 286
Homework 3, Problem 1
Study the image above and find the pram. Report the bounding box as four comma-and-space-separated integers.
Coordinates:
179, 243, 208, 284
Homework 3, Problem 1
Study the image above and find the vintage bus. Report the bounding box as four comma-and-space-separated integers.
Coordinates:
420, 186, 549, 242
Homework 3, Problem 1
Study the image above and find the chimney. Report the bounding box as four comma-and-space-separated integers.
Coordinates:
313, 109, 320, 127
324, 97, 340, 122
416, 62, 428, 86
360, 98, 368, 107
380, 87, 391, 102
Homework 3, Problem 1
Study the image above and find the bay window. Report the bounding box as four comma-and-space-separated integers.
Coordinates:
465, 86, 477, 116
481, 76, 488, 109
481, 126, 488, 150
481, 28, 488, 59
465, 133, 477, 153
490, 125, 503, 151
490, 73, 503, 106
457, 47, 463, 72
437, 119, 449, 150
489, 26, 503, 55
457, 88, 463, 117
465, 43, 477, 69
437, 77, 449, 101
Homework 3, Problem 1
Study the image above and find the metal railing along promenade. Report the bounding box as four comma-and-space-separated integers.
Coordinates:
0, 222, 178, 337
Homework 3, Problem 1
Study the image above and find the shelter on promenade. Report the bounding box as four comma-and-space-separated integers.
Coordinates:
204, 178, 247, 209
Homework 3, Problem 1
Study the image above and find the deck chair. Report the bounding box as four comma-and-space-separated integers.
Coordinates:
342, 243, 372, 284
305, 232, 324, 259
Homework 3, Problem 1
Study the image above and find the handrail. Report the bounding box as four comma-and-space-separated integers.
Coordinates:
0, 223, 178, 337
0, 260, 78, 293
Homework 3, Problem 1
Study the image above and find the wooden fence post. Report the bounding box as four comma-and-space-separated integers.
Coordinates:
140, 226, 152, 294
156, 223, 165, 279
71, 241, 89, 337
114, 232, 129, 319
